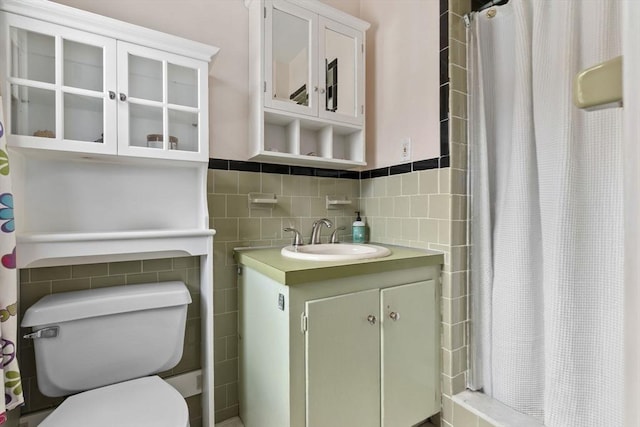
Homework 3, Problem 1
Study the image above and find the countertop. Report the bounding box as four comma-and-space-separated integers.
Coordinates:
234, 244, 444, 286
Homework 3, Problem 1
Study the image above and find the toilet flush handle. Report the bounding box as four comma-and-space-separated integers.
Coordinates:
24, 326, 59, 339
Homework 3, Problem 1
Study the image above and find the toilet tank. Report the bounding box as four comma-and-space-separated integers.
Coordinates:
22, 281, 192, 397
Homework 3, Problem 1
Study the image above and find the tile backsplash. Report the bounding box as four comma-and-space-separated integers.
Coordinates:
359, 168, 451, 250
209, 161, 455, 422
209, 168, 359, 422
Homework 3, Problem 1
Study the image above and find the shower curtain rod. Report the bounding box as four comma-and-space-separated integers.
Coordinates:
463, 0, 509, 26
476, 0, 508, 12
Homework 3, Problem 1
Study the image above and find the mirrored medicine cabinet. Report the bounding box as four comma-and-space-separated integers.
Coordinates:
249, 0, 369, 169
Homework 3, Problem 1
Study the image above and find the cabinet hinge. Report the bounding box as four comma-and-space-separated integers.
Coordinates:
361, 43, 364, 53
361, 105, 364, 114
264, 6, 266, 18
301, 313, 308, 333
264, 81, 267, 93
237, 266, 243, 276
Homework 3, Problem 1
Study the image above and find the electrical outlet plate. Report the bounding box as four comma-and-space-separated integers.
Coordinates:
401, 137, 411, 161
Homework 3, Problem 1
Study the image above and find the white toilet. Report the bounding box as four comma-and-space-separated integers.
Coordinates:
21, 281, 193, 427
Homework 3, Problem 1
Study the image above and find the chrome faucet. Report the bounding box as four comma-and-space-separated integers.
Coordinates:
283, 227, 304, 246
329, 226, 346, 243
310, 218, 332, 244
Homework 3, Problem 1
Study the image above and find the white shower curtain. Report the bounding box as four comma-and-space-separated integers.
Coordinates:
468, 1, 623, 425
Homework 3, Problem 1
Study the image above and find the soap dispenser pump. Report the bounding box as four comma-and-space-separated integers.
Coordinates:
352, 211, 366, 243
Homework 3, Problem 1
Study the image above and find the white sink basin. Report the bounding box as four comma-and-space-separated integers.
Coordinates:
281, 243, 391, 261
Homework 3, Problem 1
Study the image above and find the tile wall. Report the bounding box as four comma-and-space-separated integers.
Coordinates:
208, 159, 456, 424
440, 0, 473, 424
207, 165, 359, 422
440, 0, 505, 426
209, 161, 456, 424
358, 168, 452, 251
18, 257, 203, 427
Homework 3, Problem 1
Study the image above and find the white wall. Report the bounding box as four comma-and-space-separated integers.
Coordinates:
53, 0, 441, 169
359, 0, 441, 167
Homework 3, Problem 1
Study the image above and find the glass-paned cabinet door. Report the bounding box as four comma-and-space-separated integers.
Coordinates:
265, 0, 318, 117
1, 14, 117, 154
116, 41, 208, 161
318, 17, 363, 126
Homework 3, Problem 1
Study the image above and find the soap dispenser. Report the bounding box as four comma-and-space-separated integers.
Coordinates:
352, 211, 366, 243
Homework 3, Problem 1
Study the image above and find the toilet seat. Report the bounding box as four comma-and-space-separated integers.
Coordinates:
39, 376, 189, 427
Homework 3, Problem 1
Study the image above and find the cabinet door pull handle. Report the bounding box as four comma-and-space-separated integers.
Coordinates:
108, 91, 116, 100
119, 93, 127, 101
389, 311, 400, 321
367, 315, 376, 325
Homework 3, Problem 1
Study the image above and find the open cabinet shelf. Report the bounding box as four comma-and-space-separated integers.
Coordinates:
252, 109, 365, 168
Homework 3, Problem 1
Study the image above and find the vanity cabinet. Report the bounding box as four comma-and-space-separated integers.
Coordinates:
306, 281, 439, 427
238, 251, 441, 427
248, 0, 370, 168
0, 9, 211, 162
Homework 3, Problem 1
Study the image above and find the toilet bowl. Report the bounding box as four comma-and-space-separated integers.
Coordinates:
22, 282, 193, 426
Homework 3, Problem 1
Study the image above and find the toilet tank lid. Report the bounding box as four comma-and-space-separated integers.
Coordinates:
21, 281, 192, 327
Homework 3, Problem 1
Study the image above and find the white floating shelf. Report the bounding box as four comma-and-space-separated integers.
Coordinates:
326, 195, 353, 209
17, 229, 216, 268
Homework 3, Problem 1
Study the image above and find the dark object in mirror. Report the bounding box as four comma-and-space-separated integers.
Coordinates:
290, 84, 308, 105
326, 58, 338, 112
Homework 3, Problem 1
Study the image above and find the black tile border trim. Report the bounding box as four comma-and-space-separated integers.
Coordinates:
229, 160, 261, 172
208, 157, 449, 179
439, 0, 450, 157
413, 158, 440, 171
389, 163, 412, 175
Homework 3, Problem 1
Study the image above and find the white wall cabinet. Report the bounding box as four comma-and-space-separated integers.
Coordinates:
239, 264, 441, 427
116, 42, 208, 161
249, 0, 369, 168
1, 10, 211, 162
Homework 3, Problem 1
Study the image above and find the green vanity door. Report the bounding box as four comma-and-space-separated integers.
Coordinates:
305, 289, 381, 427
381, 280, 439, 427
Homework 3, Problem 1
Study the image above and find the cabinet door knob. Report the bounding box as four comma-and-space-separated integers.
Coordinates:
108, 91, 116, 100
319, 88, 326, 94
389, 311, 400, 321
119, 93, 127, 101
314, 86, 319, 92
367, 314, 376, 325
